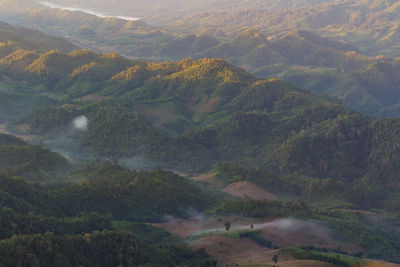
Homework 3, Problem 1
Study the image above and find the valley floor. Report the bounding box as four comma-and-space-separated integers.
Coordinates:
154, 214, 348, 266
155, 214, 400, 266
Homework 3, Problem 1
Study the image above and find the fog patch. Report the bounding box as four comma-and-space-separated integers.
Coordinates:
118, 156, 155, 170
188, 218, 323, 239
161, 214, 177, 222
73, 115, 88, 130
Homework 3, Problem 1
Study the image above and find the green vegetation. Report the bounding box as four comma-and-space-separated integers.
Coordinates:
213, 198, 311, 219
0, 161, 216, 222
1, 23, 400, 264
53, 163, 218, 221
0, 21, 77, 54
0, 230, 216, 267
6, 1, 400, 116
1, 43, 400, 210
0, 160, 218, 266
0, 134, 70, 182
238, 231, 272, 248
284, 247, 363, 266
212, 198, 400, 262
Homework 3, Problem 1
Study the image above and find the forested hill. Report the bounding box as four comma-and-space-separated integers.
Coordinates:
0, 133, 70, 182
160, 0, 400, 56
0, 21, 78, 54
4, 5, 400, 117
0, 156, 217, 266
0, 44, 400, 211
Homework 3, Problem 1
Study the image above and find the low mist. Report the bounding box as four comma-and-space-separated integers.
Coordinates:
73, 115, 88, 130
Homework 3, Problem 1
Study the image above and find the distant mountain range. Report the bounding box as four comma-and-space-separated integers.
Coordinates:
1, 3, 400, 117
24, 0, 400, 58
156, 0, 400, 57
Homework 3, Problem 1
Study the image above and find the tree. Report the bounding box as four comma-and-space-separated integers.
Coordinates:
272, 254, 278, 266
224, 222, 231, 231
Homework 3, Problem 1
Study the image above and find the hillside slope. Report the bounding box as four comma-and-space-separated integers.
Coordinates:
1, 24, 400, 264
0, 21, 78, 53
0, 46, 400, 212
3, 6, 400, 117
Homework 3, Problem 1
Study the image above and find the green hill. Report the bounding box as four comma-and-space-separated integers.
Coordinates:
1, 45, 400, 213
4, 4, 400, 117
0, 134, 70, 182
0, 21, 78, 53
4, 0, 400, 117
0, 165, 216, 266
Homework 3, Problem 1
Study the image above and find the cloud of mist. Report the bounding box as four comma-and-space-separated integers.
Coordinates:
73, 115, 88, 130
187, 218, 322, 239
38, 1, 140, 21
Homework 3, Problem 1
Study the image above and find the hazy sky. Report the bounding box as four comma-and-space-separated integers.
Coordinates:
36, 0, 334, 18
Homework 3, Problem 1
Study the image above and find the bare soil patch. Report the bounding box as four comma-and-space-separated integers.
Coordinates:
0, 124, 37, 141
257, 218, 340, 249
224, 181, 277, 200
74, 94, 106, 102
155, 215, 343, 250
365, 261, 400, 267
190, 235, 337, 266
190, 235, 276, 266
14, 124, 30, 133
155, 215, 366, 266
154, 215, 264, 238
9, 58, 35, 77
186, 95, 219, 113
135, 103, 184, 125
191, 173, 223, 187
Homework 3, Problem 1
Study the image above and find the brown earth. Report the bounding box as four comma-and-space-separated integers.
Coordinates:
256, 218, 348, 251
14, 124, 30, 133
365, 261, 400, 267
224, 181, 277, 200
192, 173, 277, 200
0, 123, 37, 141
135, 103, 184, 125
185, 95, 219, 113
173, 171, 189, 177
154, 215, 263, 238
154, 215, 365, 266
9, 58, 35, 77
191, 173, 224, 187
74, 93, 106, 102
190, 235, 277, 266
190, 235, 337, 266
155, 215, 345, 250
